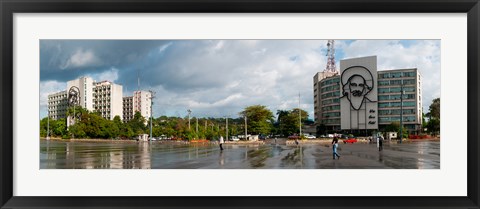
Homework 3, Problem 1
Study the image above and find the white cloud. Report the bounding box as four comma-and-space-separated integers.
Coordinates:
88, 67, 119, 82
60, 49, 101, 69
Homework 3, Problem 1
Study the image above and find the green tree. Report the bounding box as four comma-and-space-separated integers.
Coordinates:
128, 111, 146, 135
276, 108, 308, 136
239, 105, 275, 135
429, 98, 440, 119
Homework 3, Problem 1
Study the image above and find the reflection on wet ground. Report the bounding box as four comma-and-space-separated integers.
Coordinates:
40, 140, 440, 169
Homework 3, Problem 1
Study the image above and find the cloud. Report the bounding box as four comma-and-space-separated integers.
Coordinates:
88, 67, 120, 82
40, 40, 439, 119
60, 49, 101, 69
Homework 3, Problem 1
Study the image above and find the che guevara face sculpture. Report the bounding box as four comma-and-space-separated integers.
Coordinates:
341, 66, 374, 110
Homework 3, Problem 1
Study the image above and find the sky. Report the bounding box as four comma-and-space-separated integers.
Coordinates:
40, 40, 441, 119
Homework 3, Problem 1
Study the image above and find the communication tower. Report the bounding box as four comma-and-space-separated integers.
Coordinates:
325, 40, 338, 74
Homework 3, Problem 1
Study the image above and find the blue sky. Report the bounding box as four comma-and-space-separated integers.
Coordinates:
40, 40, 440, 119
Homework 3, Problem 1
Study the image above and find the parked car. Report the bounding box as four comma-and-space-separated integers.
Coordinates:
229, 136, 239, 141
306, 135, 316, 139
343, 138, 358, 144
288, 135, 300, 139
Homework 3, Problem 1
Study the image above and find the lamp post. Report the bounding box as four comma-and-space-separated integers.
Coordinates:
299, 93, 302, 137
46, 109, 50, 140
187, 109, 192, 130
244, 115, 247, 140
399, 83, 404, 144
149, 90, 156, 141
225, 116, 229, 141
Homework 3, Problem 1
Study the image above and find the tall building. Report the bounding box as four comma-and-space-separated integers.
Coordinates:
47, 90, 68, 120
313, 56, 423, 135
93, 80, 123, 120
67, 76, 95, 111
47, 77, 124, 121
313, 72, 340, 132
123, 91, 152, 122
378, 68, 422, 134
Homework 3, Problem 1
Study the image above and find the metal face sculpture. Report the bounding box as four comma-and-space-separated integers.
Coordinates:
340, 66, 375, 110
68, 86, 80, 106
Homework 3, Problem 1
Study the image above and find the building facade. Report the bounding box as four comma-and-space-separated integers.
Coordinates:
93, 81, 123, 120
48, 77, 124, 122
313, 56, 423, 135
47, 90, 68, 120
313, 72, 340, 132
67, 76, 95, 111
123, 91, 152, 122
378, 68, 422, 134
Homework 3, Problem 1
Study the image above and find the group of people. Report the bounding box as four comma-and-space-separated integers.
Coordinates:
219, 135, 384, 159
331, 135, 384, 160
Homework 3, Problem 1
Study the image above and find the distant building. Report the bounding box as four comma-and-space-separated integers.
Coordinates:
313, 56, 423, 135
47, 77, 124, 122
378, 68, 422, 134
93, 80, 123, 120
67, 76, 95, 111
122, 90, 152, 123
313, 72, 340, 132
47, 90, 68, 120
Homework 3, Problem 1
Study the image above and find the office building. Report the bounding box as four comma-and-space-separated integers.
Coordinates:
122, 90, 152, 122
93, 80, 123, 120
313, 56, 423, 134
47, 90, 68, 120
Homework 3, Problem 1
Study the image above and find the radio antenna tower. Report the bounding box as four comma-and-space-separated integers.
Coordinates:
325, 40, 338, 74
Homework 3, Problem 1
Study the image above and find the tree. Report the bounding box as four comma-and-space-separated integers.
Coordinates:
276, 108, 308, 136
239, 105, 274, 135
426, 98, 440, 136
429, 98, 440, 119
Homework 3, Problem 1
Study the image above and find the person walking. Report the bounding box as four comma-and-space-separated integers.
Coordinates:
219, 136, 224, 151
333, 138, 340, 160
378, 136, 384, 151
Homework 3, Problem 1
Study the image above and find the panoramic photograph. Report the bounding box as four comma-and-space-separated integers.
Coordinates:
39, 39, 440, 169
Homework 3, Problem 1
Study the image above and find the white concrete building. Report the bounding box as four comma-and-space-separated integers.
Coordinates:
313, 56, 423, 135
123, 90, 152, 122
67, 76, 95, 111
93, 80, 123, 120
47, 90, 68, 120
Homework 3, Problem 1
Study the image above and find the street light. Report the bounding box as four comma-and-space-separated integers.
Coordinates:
225, 116, 229, 141
46, 109, 50, 140
187, 109, 192, 130
149, 90, 156, 141
244, 115, 248, 140
399, 82, 404, 144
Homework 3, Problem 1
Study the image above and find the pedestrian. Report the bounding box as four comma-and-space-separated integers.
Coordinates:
219, 136, 224, 151
378, 136, 383, 151
333, 138, 340, 159
332, 136, 339, 145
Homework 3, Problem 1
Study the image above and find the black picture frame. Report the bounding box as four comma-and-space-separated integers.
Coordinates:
1, 0, 479, 208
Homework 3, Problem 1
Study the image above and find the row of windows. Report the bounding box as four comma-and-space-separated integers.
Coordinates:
321, 91, 340, 99
378, 71, 416, 79
322, 119, 341, 124
378, 87, 416, 93
322, 98, 340, 105
322, 105, 340, 112
378, 101, 416, 108
321, 77, 340, 86
378, 79, 416, 86
379, 109, 416, 115
323, 112, 341, 118
378, 94, 416, 101
379, 116, 417, 123
321, 85, 340, 93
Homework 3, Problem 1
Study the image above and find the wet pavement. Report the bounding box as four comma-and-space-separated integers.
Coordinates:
40, 140, 439, 169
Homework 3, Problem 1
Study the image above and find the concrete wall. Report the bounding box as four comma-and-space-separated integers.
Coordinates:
340, 56, 378, 130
